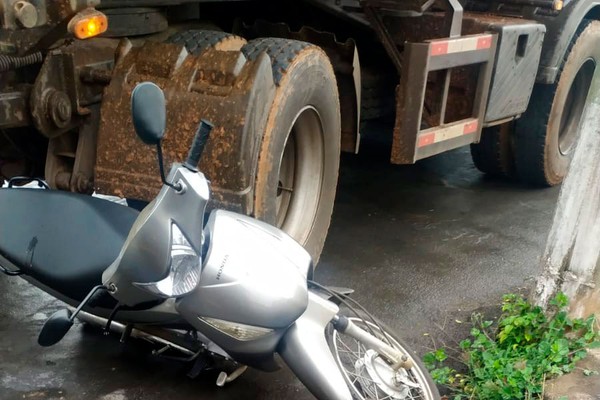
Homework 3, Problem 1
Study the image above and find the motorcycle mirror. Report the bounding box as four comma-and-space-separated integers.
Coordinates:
38, 309, 74, 347
131, 82, 166, 146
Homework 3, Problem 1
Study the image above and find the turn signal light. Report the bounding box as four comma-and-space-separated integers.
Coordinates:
554, 0, 564, 10
68, 9, 108, 40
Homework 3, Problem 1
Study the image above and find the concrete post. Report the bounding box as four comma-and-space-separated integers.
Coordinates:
532, 68, 600, 318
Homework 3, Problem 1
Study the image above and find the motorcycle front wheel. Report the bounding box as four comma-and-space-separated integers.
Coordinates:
326, 311, 440, 400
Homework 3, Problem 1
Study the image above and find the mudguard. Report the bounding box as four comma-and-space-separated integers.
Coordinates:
278, 291, 352, 400
95, 40, 276, 214
528, 0, 600, 83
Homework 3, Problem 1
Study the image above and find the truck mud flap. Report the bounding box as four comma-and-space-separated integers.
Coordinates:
392, 33, 497, 164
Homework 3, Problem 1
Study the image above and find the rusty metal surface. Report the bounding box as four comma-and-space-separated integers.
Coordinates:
385, 11, 447, 44
362, 0, 436, 13
364, 0, 464, 74
0, 85, 31, 128
95, 40, 276, 213
0, 27, 49, 55
30, 38, 116, 139
44, 130, 94, 192
34, 37, 118, 191
102, 7, 168, 37
391, 42, 429, 165
239, 21, 361, 153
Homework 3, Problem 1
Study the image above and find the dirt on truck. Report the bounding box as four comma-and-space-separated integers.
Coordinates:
0, 0, 597, 261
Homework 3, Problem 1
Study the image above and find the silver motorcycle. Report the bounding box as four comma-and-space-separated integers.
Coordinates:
0, 82, 439, 400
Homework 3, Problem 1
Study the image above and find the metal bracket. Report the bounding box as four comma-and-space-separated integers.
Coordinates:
444, 0, 463, 38
364, 0, 464, 74
392, 33, 498, 164
363, 5, 403, 74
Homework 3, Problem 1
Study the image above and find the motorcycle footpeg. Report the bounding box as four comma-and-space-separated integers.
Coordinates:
216, 365, 247, 387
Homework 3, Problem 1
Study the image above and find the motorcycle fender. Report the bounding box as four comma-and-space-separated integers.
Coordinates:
278, 291, 352, 400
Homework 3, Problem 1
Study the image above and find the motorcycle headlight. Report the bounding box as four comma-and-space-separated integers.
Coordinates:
134, 223, 201, 297
200, 317, 273, 341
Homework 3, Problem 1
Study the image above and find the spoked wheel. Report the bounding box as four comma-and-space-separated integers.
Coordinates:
328, 315, 439, 400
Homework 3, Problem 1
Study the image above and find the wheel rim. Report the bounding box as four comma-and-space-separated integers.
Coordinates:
558, 59, 596, 156
332, 318, 435, 400
276, 106, 324, 244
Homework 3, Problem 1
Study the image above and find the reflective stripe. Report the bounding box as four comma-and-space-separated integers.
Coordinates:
416, 119, 479, 148
430, 34, 493, 56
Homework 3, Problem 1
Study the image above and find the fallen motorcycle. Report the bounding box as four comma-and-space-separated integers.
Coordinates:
0, 82, 439, 400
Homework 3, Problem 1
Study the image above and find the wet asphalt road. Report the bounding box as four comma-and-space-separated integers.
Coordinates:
0, 132, 560, 400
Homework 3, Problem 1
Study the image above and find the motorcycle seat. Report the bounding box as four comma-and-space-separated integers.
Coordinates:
0, 188, 139, 302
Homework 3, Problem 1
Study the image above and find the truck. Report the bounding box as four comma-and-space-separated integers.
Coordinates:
0, 0, 596, 262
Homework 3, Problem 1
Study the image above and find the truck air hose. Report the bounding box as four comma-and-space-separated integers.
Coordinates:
0, 51, 43, 72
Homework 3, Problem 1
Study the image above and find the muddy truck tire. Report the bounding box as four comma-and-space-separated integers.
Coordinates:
166, 30, 246, 53
514, 21, 600, 186
241, 38, 341, 262
470, 122, 515, 177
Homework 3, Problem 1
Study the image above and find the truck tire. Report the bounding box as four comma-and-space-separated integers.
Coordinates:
470, 123, 515, 177
361, 69, 396, 120
166, 30, 246, 54
242, 38, 341, 262
514, 21, 600, 186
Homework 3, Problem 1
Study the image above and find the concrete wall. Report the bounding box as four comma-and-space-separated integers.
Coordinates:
532, 69, 600, 318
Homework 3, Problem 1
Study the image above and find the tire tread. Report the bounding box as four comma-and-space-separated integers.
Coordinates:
470, 124, 514, 177
242, 38, 313, 85
167, 30, 242, 55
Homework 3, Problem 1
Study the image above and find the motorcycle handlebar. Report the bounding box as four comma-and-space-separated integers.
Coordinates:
185, 119, 213, 171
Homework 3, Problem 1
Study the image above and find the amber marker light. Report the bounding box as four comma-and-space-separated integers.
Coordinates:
67, 9, 108, 40
554, 0, 564, 11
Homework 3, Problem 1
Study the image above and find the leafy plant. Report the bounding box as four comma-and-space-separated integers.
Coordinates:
424, 293, 600, 400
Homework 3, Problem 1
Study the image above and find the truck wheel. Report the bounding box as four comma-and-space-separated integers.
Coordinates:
514, 21, 600, 186
242, 38, 341, 262
361, 68, 396, 120
166, 30, 246, 54
470, 123, 515, 177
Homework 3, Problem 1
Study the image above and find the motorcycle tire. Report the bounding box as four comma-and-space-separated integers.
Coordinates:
326, 310, 440, 400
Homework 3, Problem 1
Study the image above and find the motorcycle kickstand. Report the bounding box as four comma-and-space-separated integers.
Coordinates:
187, 353, 213, 379
216, 365, 247, 387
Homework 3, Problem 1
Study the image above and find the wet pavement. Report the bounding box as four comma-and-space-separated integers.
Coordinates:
0, 132, 560, 400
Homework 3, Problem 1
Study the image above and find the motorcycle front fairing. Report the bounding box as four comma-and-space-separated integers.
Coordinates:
102, 164, 209, 307
176, 209, 312, 371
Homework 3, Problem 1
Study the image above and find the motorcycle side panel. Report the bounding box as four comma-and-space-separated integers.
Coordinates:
278, 292, 353, 400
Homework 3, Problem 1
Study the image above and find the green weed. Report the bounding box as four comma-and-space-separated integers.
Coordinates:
424, 293, 600, 400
